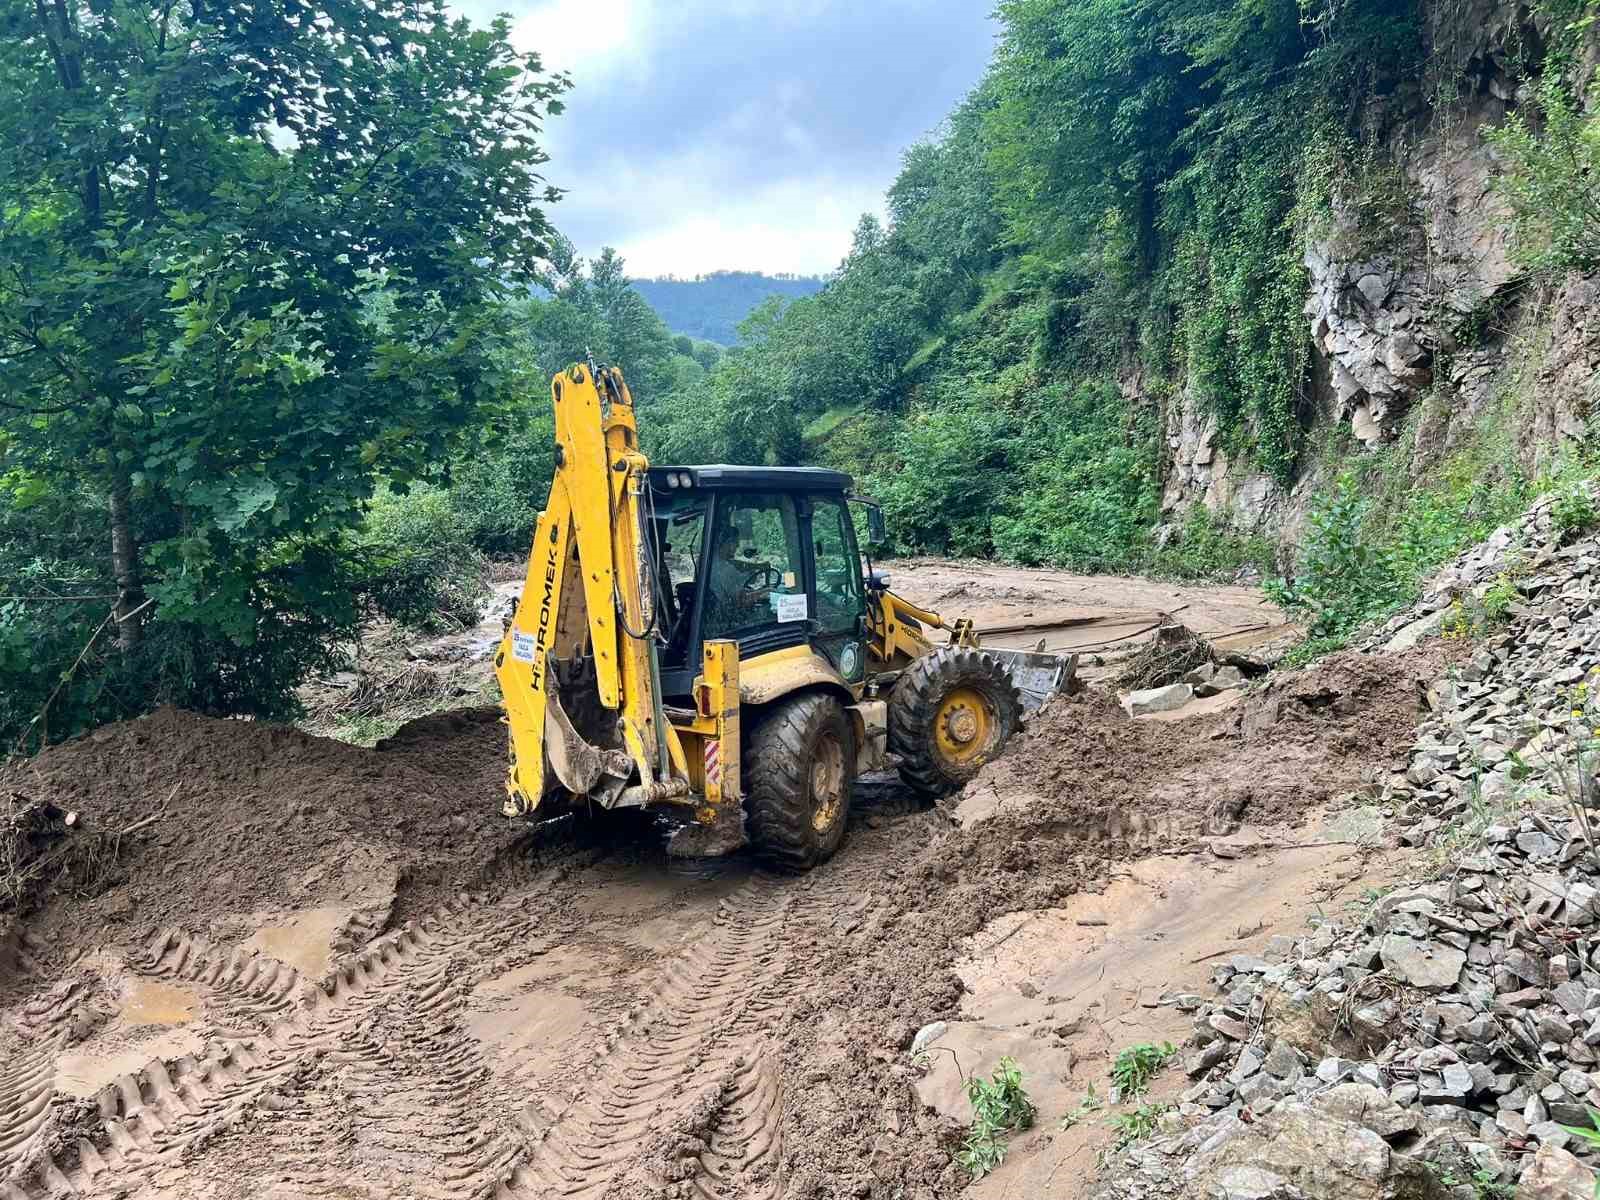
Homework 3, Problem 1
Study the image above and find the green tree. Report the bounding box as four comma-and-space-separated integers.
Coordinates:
0, 0, 567, 740
517, 242, 679, 400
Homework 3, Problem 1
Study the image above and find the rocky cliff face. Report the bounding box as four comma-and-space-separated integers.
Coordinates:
1159, 0, 1598, 548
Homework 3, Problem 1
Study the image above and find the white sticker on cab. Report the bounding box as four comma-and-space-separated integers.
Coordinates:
511, 630, 537, 663
771, 592, 809, 623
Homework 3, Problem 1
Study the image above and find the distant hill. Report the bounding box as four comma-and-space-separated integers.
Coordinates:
631, 271, 826, 345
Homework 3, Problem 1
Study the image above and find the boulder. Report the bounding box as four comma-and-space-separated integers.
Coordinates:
1125, 683, 1194, 716
1197, 666, 1247, 697
1379, 935, 1465, 990
1198, 1103, 1437, 1199
1315, 1083, 1419, 1140
1517, 1142, 1596, 1199
1212, 1165, 1299, 1199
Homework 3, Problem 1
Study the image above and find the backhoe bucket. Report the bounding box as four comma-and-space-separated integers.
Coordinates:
984, 648, 1079, 712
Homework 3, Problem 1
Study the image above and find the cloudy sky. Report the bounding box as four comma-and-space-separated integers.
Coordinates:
451, 0, 998, 279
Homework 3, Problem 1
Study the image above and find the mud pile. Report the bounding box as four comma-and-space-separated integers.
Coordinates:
768, 648, 1455, 1198
0, 638, 1455, 1200
0, 704, 511, 965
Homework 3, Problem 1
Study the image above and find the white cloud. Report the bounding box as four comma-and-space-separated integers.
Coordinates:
455, 0, 996, 277
509, 0, 650, 75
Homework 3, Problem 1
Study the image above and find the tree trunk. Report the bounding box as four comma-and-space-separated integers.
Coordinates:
109, 469, 143, 652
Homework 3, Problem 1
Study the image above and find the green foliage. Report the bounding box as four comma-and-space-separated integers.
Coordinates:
956, 1057, 1037, 1180
1272, 473, 1402, 639
1110, 1042, 1177, 1101
353, 487, 489, 632
0, 0, 565, 747
985, 0, 1422, 476
1488, 72, 1600, 276
1143, 506, 1276, 582
521, 245, 684, 403
1107, 1103, 1172, 1151
1268, 392, 1572, 660
1483, 574, 1519, 625
1552, 482, 1599, 538
444, 413, 557, 558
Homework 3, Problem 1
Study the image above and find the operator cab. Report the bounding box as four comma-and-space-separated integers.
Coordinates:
645, 465, 873, 699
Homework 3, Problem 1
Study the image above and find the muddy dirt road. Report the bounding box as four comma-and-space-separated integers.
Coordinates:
300, 558, 1293, 744
2, 568, 1409, 1200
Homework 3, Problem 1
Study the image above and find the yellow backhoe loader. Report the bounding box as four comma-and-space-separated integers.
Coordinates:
493, 362, 1073, 868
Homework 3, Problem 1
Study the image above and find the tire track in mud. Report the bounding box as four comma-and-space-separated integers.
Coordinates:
501, 849, 892, 1200
4, 820, 905, 1200
1, 835, 593, 1199
689, 1048, 786, 1200
0, 978, 102, 1186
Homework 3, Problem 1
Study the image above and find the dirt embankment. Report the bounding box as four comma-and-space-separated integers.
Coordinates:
0, 642, 1452, 1200
0, 704, 512, 971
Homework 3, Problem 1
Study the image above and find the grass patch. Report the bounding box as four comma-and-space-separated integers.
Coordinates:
1058, 1083, 1104, 1130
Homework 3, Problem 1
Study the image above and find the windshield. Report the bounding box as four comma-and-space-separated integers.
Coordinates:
701, 493, 807, 642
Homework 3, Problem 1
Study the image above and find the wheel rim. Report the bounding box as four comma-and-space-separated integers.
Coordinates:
809, 731, 846, 834
933, 685, 998, 769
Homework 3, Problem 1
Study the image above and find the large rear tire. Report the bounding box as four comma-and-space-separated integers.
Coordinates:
746, 693, 853, 871
889, 648, 1022, 797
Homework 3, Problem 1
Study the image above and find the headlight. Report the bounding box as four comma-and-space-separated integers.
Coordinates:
664, 473, 679, 488
678, 471, 693, 488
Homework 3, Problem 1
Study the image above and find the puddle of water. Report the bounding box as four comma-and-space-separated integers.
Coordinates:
120, 977, 196, 1026
241, 906, 350, 978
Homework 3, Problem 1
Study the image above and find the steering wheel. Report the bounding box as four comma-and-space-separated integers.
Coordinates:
741, 565, 781, 592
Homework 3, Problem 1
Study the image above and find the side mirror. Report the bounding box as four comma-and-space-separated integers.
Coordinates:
852, 496, 888, 551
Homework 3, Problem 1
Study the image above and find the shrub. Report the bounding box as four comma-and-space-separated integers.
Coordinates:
1272, 472, 1401, 639
1144, 505, 1276, 582
352, 485, 489, 631
445, 417, 555, 558
1110, 1042, 1177, 1101
956, 1057, 1036, 1180
1488, 72, 1600, 277
1551, 482, 1598, 539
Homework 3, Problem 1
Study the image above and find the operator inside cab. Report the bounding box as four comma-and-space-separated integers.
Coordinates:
703, 505, 781, 639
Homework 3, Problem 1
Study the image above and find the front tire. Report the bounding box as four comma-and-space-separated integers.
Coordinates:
889, 648, 1022, 797
746, 693, 854, 871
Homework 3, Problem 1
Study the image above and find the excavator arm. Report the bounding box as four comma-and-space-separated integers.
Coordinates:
494, 363, 689, 816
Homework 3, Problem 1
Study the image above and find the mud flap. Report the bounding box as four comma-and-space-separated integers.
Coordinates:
984, 648, 1080, 712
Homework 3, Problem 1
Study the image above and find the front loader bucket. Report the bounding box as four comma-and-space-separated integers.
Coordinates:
984, 648, 1079, 712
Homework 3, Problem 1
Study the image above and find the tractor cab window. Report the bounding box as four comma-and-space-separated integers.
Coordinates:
652, 493, 710, 667
702, 493, 806, 642
811, 496, 865, 635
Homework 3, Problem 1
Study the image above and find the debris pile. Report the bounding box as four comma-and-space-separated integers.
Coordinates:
1, 795, 75, 913
1119, 623, 1252, 715
1097, 494, 1600, 1199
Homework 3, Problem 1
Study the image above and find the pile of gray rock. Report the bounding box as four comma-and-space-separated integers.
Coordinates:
1123, 664, 1248, 716
1098, 490, 1600, 1199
